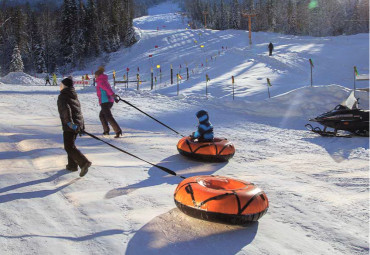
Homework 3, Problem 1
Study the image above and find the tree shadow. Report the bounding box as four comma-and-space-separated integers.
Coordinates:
105, 154, 228, 199
0, 178, 80, 204
126, 208, 258, 255
0, 229, 124, 242
303, 136, 369, 163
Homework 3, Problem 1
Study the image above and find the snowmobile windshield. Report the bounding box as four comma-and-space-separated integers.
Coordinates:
340, 91, 359, 110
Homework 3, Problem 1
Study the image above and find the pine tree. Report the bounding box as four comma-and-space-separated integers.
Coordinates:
9, 45, 24, 73
287, 0, 297, 34
220, 0, 228, 30
60, 0, 78, 66
231, 0, 241, 29
86, 0, 100, 57
123, 0, 137, 47
34, 44, 47, 73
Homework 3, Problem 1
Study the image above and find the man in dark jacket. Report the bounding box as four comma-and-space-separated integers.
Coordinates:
57, 77, 91, 177
268, 42, 274, 56
190, 110, 214, 142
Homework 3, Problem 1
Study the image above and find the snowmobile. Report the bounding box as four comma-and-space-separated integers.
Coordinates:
305, 91, 369, 137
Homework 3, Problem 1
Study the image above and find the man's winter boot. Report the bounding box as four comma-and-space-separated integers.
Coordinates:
66, 164, 78, 172
80, 161, 92, 177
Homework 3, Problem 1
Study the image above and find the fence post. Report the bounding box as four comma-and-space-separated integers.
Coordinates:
309, 58, 314, 87
171, 64, 173, 85
177, 74, 179, 96
267, 78, 271, 98
354, 66, 357, 93
151, 67, 154, 90
137, 73, 140, 90
232, 76, 235, 100
126, 68, 129, 89
186, 63, 189, 80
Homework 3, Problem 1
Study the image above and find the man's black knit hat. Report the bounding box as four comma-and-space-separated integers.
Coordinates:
62, 77, 73, 87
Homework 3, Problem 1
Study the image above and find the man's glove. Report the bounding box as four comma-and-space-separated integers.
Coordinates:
67, 122, 80, 133
114, 94, 120, 103
78, 128, 85, 137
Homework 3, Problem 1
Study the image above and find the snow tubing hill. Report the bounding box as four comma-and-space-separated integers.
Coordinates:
174, 176, 269, 225
177, 137, 235, 162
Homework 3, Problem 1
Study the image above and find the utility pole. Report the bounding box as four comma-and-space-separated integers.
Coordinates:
242, 12, 256, 45
202, 11, 208, 28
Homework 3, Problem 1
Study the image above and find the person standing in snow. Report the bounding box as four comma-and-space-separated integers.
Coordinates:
57, 76, 92, 177
190, 110, 214, 142
268, 42, 274, 56
52, 73, 57, 86
45, 74, 51, 85
95, 66, 122, 138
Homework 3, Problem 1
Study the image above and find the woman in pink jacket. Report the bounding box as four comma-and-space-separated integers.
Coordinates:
95, 66, 122, 138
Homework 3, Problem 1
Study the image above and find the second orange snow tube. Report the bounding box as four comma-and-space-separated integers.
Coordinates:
174, 176, 269, 225
177, 136, 235, 162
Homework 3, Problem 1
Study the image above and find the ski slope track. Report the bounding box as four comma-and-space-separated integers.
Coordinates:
0, 1, 369, 254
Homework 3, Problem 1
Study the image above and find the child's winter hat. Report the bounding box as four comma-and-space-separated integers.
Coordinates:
196, 110, 209, 122
62, 76, 73, 87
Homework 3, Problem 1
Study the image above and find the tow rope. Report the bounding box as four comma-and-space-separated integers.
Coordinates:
83, 130, 186, 179
115, 95, 185, 137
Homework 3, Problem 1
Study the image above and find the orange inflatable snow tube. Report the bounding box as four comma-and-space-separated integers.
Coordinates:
174, 176, 269, 225
177, 137, 235, 162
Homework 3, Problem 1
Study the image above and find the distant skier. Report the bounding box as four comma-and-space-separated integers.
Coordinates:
190, 110, 214, 142
95, 66, 122, 138
57, 76, 92, 177
268, 42, 274, 56
45, 74, 51, 85
52, 73, 57, 86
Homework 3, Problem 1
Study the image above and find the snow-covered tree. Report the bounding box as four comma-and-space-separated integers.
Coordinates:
34, 44, 46, 73
220, 0, 228, 30
230, 0, 241, 29
9, 45, 24, 72
60, 0, 78, 65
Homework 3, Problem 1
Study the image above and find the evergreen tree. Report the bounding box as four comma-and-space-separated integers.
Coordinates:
86, 0, 100, 57
231, 0, 241, 29
34, 43, 47, 73
60, 0, 78, 65
220, 0, 228, 30
9, 45, 24, 72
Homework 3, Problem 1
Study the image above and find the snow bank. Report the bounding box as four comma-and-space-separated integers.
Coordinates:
0, 72, 44, 85
223, 85, 369, 118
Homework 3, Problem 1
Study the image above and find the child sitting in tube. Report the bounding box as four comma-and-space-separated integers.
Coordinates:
190, 110, 214, 142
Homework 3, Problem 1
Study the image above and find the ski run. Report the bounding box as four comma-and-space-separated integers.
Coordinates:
0, 1, 369, 255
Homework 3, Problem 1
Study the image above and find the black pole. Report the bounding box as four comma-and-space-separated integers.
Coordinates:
187, 67, 189, 80
310, 64, 313, 87
116, 96, 185, 137
151, 68, 154, 90
126, 71, 129, 89
83, 131, 185, 178
354, 67, 356, 92
206, 81, 208, 99
171, 65, 173, 85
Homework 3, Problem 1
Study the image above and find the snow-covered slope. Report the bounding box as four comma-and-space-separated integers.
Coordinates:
0, 72, 44, 85
0, 2, 369, 255
81, 2, 369, 103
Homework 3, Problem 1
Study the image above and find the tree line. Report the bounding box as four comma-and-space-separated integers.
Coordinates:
184, 0, 369, 36
0, 0, 136, 75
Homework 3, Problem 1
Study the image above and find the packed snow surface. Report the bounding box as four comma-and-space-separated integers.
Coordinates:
0, 72, 44, 85
0, 1, 369, 255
